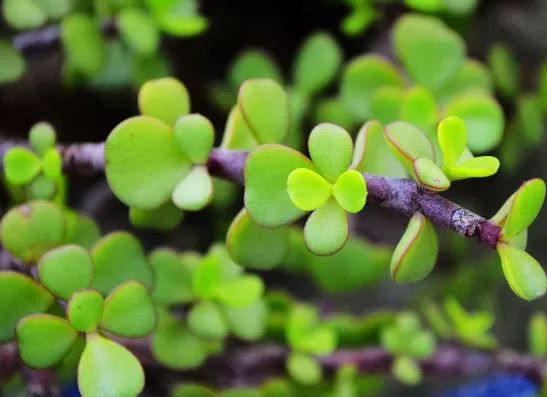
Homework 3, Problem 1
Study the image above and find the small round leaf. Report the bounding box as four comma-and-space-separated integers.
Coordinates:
172, 166, 213, 211
287, 168, 332, 211
61, 14, 104, 76
413, 158, 450, 192
332, 170, 367, 213
174, 114, 215, 164
0, 40, 25, 83
150, 248, 194, 305
67, 290, 104, 333
228, 50, 282, 90
3, 147, 41, 185
384, 121, 435, 172
188, 301, 227, 339
119, 7, 159, 56
138, 77, 190, 126
502, 179, 546, 239
287, 352, 322, 385
214, 275, 264, 308
304, 199, 348, 256
438, 116, 466, 168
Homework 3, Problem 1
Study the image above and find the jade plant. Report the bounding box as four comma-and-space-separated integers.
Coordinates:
0, 3, 546, 396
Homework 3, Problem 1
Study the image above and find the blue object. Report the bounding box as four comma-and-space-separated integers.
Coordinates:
435, 374, 539, 397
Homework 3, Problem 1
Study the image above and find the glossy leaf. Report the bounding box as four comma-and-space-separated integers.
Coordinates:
149, 248, 193, 305
293, 32, 342, 94
172, 166, 213, 211
61, 14, 104, 76
413, 158, 450, 192
340, 55, 404, 121
78, 333, 144, 397
238, 79, 289, 144
119, 7, 159, 56
391, 212, 438, 283
129, 202, 184, 231
308, 123, 354, 183
91, 232, 153, 294
384, 121, 435, 172
304, 199, 348, 256
174, 114, 215, 164
138, 77, 190, 126
0, 40, 25, 83
105, 115, 190, 209
67, 290, 104, 333
17, 314, 78, 368
244, 144, 314, 227
445, 93, 504, 153
497, 244, 546, 301
226, 209, 290, 270
3, 147, 41, 185
438, 116, 466, 168
100, 281, 156, 337
37, 245, 93, 300
393, 14, 464, 90
332, 170, 367, 213
0, 272, 53, 342
501, 179, 546, 239
0, 201, 65, 262
188, 301, 227, 339
287, 168, 332, 211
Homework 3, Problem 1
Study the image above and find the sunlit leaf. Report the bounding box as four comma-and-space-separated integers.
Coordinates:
287, 168, 332, 211
501, 178, 546, 239
3, 147, 41, 185
413, 158, 450, 192
172, 166, 213, 211
332, 170, 367, 213
308, 123, 353, 183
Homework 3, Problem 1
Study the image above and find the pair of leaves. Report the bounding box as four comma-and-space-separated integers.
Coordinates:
490, 179, 547, 300
17, 280, 155, 369
438, 116, 500, 181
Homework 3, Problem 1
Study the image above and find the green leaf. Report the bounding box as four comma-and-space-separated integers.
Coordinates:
226, 209, 290, 270
293, 32, 342, 95
138, 77, 190, 126
488, 44, 518, 98
63, 210, 101, 249
37, 0, 72, 19
391, 212, 438, 283
413, 158, 450, 192
3, 147, 41, 185
286, 304, 337, 355
340, 55, 404, 121
370, 86, 404, 125
448, 156, 500, 180
41, 148, 62, 181
91, 232, 153, 294
105, 115, 190, 209
215, 275, 264, 308
131, 53, 170, 88
502, 178, 546, 239
149, 248, 193, 305
3, 0, 46, 30
172, 384, 216, 397
129, 202, 184, 231
332, 170, 367, 213
238, 79, 289, 144
516, 94, 543, 145
443, 0, 478, 14
228, 50, 282, 90
17, 314, 77, 368
308, 123, 354, 183
408, 330, 436, 359
435, 60, 493, 103
405, 0, 443, 12
172, 166, 213, 211
174, 114, 215, 164
540, 63, 547, 115
400, 86, 438, 133
0, 200, 65, 262
308, 237, 391, 293
67, 290, 104, 333
304, 199, 348, 256
384, 121, 435, 173
314, 97, 355, 131
223, 300, 266, 341
61, 14, 104, 76
78, 333, 144, 397
497, 244, 546, 301
393, 14, 464, 90
0, 272, 53, 342
351, 120, 407, 178
151, 308, 209, 369
119, 7, 159, 56
29, 176, 56, 200
529, 312, 547, 357
37, 245, 93, 300
445, 93, 504, 153
188, 301, 227, 339
146, 0, 208, 37
392, 356, 422, 385
287, 168, 332, 211
0, 40, 25, 83
244, 144, 314, 227
221, 106, 258, 150
287, 352, 322, 385
438, 116, 466, 168
100, 281, 155, 337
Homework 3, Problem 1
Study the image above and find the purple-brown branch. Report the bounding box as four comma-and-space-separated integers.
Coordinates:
0, 140, 502, 248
